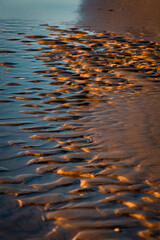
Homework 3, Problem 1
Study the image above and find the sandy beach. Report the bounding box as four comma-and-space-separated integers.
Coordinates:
78, 0, 160, 43
0, 1, 160, 239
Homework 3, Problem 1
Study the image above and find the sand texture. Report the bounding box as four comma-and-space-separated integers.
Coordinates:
78, 0, 160, 43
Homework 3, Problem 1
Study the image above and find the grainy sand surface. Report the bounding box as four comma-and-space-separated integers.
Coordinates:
78, 0, 160, 43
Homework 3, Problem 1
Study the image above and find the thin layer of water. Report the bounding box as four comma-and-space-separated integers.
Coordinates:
0, 21, 160, 240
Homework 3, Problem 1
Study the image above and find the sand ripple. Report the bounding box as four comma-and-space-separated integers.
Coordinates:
0, 22, 160, 239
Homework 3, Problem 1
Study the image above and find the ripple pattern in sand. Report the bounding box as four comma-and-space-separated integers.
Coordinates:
0, 22, 160, 240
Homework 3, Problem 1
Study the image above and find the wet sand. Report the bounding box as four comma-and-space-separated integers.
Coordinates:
0, 22, 160, 239
77, 0, 160, 191
0, 1, 160, 240
78, 0, 160, 43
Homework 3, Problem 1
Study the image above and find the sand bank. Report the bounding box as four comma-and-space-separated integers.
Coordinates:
78, 0, 160, 42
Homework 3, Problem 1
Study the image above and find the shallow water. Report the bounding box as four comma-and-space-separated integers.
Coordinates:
0, 9, 160, 240
0, 0, 81, 25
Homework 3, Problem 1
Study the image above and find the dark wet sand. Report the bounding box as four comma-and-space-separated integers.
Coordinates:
77, 0, 160, 185
78, 0, 160, 43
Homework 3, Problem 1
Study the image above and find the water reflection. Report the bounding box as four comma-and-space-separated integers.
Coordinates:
0, 19, 160, 240
0, 0, 81, 25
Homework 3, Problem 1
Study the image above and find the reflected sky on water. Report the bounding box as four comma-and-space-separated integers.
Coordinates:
0, 0, 82, 25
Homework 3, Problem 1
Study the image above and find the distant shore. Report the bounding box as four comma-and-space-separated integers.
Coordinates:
77, 0, 160, 43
